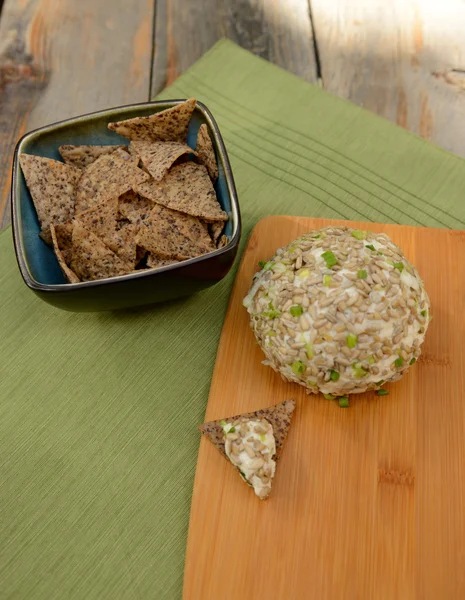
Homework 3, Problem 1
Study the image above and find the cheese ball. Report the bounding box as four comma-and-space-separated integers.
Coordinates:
243, 226, 430, 396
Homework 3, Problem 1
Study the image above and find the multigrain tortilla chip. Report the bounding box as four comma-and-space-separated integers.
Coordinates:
199, 399, 296, 462
136, 203, 213, 260
135, 162, 228, 222
217, 234, 229, 249
53, 222, 74, 264
108, 98, 196, 143
75, 150, 149, 213
208, 221, 224, 245
129, 140, 195, 181
50, 223, 80, 283
118, 190, 154, 225
69, 220, 132, 281
76, 197, 137, 265
19, 154, 81, 244
58, 145, 124, 169
146, 254, 179, 269
196, 124, 218, 181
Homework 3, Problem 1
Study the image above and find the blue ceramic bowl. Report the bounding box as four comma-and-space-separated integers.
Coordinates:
11, 100, 241, 312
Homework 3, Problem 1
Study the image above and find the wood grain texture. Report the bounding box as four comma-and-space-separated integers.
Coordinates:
184, 216, 465, 600
310, 0, 465, 157
151, 0, 318, 95
0, 0, 155, 230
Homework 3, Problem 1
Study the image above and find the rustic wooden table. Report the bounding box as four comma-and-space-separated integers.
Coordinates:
1, 0, 464, 232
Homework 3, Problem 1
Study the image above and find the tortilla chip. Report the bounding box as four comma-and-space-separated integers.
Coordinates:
75, 150, 149, 213
50, 223, 80, 283
19, 154, 81, 244
208, 221, 224, 245
135, 163, 228, 222
53, 222, 75, 264
129, 141, 194, 181
136, 203, 213, 260
196, 124, 218, 181
217, 234, 229, 249
58, 145, 124, 169
199, 399, 296, 499
69, 220, 132, 281
108, 98, 196, 143
118, 190, 154, 225
146, 254, 179, 269
76, 197, 137, 265
199, 399, 296, 462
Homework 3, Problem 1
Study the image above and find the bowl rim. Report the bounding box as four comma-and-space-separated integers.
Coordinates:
11, 99, 241, 293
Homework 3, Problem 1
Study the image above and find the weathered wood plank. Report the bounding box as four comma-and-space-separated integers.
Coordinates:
310, 0, 465, 158
151, 0, 318, 96
0, 0, 155, 230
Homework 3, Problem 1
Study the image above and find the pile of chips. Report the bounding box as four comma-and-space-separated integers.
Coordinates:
19, 98, 229, 282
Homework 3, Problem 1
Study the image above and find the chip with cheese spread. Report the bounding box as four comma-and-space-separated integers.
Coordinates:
199, 399, 295, 500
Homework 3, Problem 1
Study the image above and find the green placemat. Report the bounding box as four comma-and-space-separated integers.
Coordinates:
1, 40, 465, 600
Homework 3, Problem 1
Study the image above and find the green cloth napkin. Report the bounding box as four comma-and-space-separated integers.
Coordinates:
1, 40, 465, 600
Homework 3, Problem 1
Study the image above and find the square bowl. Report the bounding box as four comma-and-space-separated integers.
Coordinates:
11, 100, 241, 312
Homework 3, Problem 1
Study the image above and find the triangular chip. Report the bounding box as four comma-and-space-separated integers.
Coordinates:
75, 150, 149, 213
53, 222, 74, 264
76, 198, 137, 265
146, 254, 179, 269
118, 190, 154, 225
50, 223, 80, 283
217, 234, 229, 249
208, 221, 224, 245
58, 145, 124, 169
199, 399, 296, 500
136, 203, 213, 260
19, 154, 81, 244
69, 220, 132, 281
135, 162, 228, 222
129, 140, 195, 181
196, 124, 218, 181
108, 98, 196, 142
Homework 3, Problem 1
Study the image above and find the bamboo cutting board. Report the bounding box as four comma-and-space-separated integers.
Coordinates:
183, 216, 465, 600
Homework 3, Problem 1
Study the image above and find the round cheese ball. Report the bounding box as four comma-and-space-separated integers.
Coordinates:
243, 226, 430, 397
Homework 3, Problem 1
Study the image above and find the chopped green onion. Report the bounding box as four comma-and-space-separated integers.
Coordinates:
421, 310, 427, 317
312, 234, 320, 239
357, 269, 367, 279
352, 365, 368, 378
366, 244, 376, 251
376, 389, 389, 396
290, 304, 303, 317
262, 310, 281, 319
376, 380, 385, 386
220, 420, 227, 426
351, 230, 367, 240
305, 343, 314, 359
338, 397, 349, 408
260, 434, 266, 442
307, 379, 317, 386
288, 246, 296, 252
330, 370, 340, 382
228, 426, 236, 433
291, 361, 306, 375
410, 358, 416, 365
394, 357, 404, 368
298, 269, 310, 279
321, 250, 338, 268
324, 394, 336, 400
258, 260, 266, 269
323, 274, 332, 287
265, 330, 277, 337
367, 355, 376, 365
346, 333, 358, 348
393, 262, 404, 272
